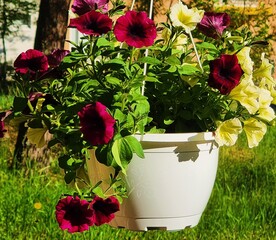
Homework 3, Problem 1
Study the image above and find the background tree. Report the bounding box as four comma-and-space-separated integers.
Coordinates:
0, 0, 37, 93
34, 0, 71, 53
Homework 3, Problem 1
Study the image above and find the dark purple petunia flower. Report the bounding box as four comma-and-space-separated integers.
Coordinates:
90, 196, 120, 226
208, 54, 243, 95
69, 10, 112, 36
55, 196, 94, 233
13, 49, 49, 76
114, 10, 157, 48
47, 49, 70, 68
197, 12, 230, 39
78, 102, 115, 146
71, 0, 109, 15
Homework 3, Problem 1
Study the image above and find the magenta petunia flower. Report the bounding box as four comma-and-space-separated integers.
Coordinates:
14, 49, 49, 76
69, 10, 112, 36
55, 196, 94, 233
71, 0, 109, 15
197, 12, 230, 39
91, 196, 120, 226
78, 102, 116, 146
113, 11, 157, 48
0, 112, 7, 138
208, 54, 243, 95
47, 49, 70, 68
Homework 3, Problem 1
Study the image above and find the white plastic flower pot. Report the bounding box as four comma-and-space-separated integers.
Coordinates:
87, 132, 219, 231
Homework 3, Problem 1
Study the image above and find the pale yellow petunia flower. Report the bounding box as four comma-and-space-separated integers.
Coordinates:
161, 28, 188, 51
254, 53, 274, 84
215, 118, 243, 147
257, 88, 275, 122
236, 47, 254, 75
229, 75, 260, 114
170, 3, 204, 33
243, 118, 267, 148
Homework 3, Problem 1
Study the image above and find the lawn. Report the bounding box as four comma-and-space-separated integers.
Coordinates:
0, 95, 275, 239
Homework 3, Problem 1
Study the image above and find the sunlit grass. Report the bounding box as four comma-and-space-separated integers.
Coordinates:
0, 94, 275, 239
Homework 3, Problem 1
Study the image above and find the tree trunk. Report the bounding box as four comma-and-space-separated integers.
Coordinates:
34, 0, 71, 53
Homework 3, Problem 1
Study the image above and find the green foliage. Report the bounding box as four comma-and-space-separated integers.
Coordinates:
0, 127, 275, 239
2, 1, 275, 231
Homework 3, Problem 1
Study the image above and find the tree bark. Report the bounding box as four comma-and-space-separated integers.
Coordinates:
34, 0, 71, 53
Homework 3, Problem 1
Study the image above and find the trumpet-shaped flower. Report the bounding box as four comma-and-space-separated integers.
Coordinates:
71, 0, 109, 15
261, 79, 276, 104
258, 55, 276, 103
254, 53, 274, 84
197, 12, 230, 39
161, 28, 188, 50
69, 10, 112, 36
208, 54, 243, 95
78, 102, 116, 146
170, 3, 204, 32
14, 49, 49, 76
257, 88, 275, 122
91, 196, 120, 226
55, 196, 94, 233
215, 118, 242, 146
229, 75, 260, 114
243, 118, 267, 148
47, 49, 70, 68
114, 11, 157, 48
236, 47, 254, 75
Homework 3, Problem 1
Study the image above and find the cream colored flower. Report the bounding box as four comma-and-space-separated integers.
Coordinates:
161, 28, 188, 50
170, 3, 204, 32
257, 88, 275, 122
243, 118, 267, 148
229, 75, 260, 114
254, 53, 274, 84
215, 118, 242, 146
236, 47, 254, 75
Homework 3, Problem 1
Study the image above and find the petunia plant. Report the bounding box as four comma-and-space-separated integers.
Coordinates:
1, 0, 275, 233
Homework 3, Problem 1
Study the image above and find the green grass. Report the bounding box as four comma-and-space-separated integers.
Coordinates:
0, 127, 275, 239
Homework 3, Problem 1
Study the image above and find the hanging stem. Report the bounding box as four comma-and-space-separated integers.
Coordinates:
141, 0, 154, 96
189, 30, 203, 73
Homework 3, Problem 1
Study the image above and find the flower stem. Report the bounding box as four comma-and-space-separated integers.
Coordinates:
189, 31, 203, 73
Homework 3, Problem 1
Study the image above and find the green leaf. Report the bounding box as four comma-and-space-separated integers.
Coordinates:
178, 64, 200, 75
26, 127, 48, 148
13, 97, 28, 113
164, 118, 175, 125
58, 155, 70, 169
144, 75, 160, 82
28, 119, 44, 128
124, 135, 144, 159
138, 56, 162, 65
112, 138, 133, 174
114, 109, 126, 124
148, 126, 166, 133
105, 76, 121, 86
197, 42, 218, 51
97, 38, 112, 48
92, 185, 105, 198
166, 55, 181, 65
64, 171, 76, 184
